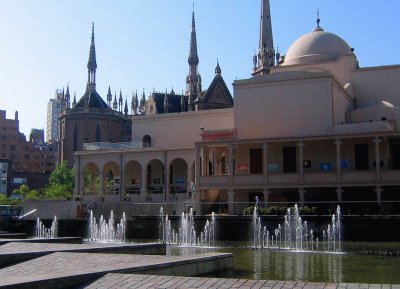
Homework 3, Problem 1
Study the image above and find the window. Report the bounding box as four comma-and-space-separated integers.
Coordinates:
95, 124, 101, 142
142, 135, 151, 147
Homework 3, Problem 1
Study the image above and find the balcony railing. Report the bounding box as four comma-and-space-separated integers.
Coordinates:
83, 141, 148, 151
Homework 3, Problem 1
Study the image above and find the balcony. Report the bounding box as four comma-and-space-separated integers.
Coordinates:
83, 141, 146, 151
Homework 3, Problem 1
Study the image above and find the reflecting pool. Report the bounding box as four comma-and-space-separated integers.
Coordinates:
167, 242, 400, 284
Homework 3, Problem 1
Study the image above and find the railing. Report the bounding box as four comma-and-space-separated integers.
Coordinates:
84, 200, 400, 217
83, 141, 146, 151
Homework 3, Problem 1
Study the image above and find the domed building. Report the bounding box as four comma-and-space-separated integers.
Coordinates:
72, 0, 400, 218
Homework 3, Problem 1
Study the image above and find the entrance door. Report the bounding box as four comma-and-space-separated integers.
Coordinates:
250, 149, 263, 174
283, 147, 297, 173
354, 143, 369, 170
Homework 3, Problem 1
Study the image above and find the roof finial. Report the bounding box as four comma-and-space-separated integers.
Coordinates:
314, 9, 324, 32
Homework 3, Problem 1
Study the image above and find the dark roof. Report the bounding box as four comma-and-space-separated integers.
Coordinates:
152, 93, 187, 114
195, 74, 233, 108
73, 87, 109, 111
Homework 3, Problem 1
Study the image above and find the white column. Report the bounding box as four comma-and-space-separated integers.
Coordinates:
165, 168, 170, 200
373, 137, 382, 182
187, 168, 193, 199
263, 190, 270, 207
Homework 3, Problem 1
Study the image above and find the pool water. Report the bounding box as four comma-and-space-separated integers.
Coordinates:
167, 242, 400, 284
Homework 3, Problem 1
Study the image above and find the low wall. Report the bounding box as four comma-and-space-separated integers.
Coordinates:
8, 215, 400, 242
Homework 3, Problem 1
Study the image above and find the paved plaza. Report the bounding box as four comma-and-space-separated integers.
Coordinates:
83, 274, 400, 289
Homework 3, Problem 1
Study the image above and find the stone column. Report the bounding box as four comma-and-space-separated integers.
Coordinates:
373, 137, 382, 182
298, 141, 304, 184
141, 170, 147, 202
228, 144, 234, 187
195, 144, 201, 183
228, 191, 236, 215
187, 168, 193, 199
263, 190, 270, 208
335, 139, 342, 183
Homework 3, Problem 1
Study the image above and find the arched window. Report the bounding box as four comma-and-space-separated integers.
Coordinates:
95, 124, 101, 142
73, 125, 78, 152
142, 135, 151, 147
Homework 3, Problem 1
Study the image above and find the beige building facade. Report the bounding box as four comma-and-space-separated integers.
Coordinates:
74, 1, 400, 215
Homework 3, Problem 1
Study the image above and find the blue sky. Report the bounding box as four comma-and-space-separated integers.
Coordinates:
1, 0, 400, 138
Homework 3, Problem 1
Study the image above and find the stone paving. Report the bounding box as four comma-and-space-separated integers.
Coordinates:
83, 274, 400, 289
0, 251, 233, 288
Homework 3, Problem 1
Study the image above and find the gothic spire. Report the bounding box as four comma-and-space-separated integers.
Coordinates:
65, 84, 71, 109
253, 0, 275, 75
215, 59, 221, 75
119, 89, 123, 112
106, 86, 112, 106
124, 98, 128, 116
163, 90, 169, 113
87, 23, 97, 89
186, 7, 201, 111
113, 92, 118, 111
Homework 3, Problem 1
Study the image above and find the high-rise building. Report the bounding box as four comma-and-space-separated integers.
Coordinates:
0, 110, 56, 194
46, 89, 64, 142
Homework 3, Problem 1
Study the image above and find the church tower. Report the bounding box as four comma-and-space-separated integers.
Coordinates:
186, 8, 201, 111
253, 0, 275, 76
59, 24, 131, 165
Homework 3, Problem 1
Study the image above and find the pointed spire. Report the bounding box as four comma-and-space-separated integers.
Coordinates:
186, 6, 201, 111
87, 23, 97, 87
215, 59, 221, 75
107, 86, 112, 106
113, 92, 118, 111
131, 90, 138, 114
163, 90, 169, 113
253, 0, 275, 75
119, 89, 123, 112
65, 84, 71, 109
124, 97, 128, 116
72, 93, 77, 107
139, 89, 146, 114
188, 8, 199, 66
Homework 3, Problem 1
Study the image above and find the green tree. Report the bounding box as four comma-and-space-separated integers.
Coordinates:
49, 161, 75, 190
12, 184, 31, 198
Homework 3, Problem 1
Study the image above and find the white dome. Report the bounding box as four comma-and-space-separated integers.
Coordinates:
283, 27, 352, 66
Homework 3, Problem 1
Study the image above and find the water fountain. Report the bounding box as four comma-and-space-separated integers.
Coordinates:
159, 207, 216, 247
88, 210, 126, 243
35, 216, 57, 239
253, 204, 342, 253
